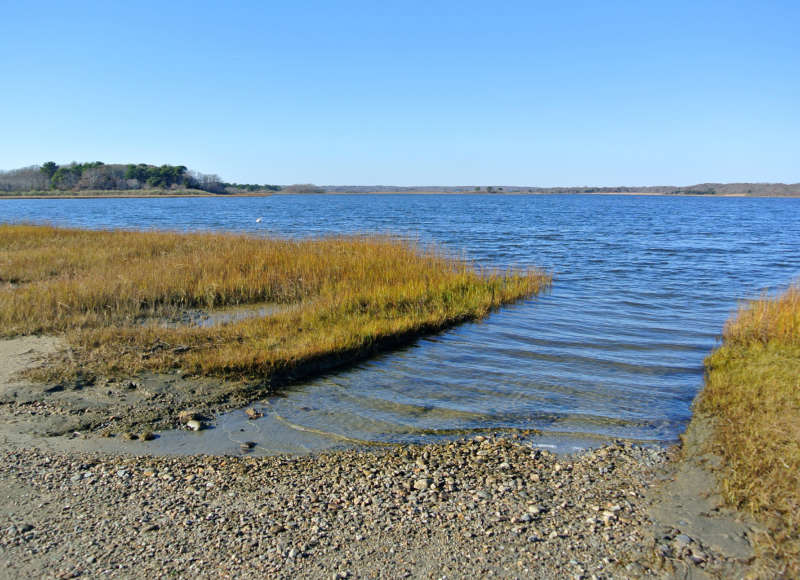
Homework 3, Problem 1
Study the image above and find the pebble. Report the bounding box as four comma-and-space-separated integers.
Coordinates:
0, 438, 684, 578
675, 533, 693, 548
413, 478, 431, 491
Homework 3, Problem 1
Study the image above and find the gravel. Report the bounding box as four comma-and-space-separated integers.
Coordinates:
0, 436, 700, 579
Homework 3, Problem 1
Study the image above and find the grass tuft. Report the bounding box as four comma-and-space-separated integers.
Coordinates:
1, 224, 550, 382
697, 284, 800, 576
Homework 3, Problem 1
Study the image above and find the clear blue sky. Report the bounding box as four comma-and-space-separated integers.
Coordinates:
2, 1, 798, 186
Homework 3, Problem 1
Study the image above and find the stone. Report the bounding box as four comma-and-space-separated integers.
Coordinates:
413, 478, 432, 491
674, 533, 692, 548
689, 549, 707, 564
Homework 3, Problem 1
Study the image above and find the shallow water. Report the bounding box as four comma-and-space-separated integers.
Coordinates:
3, 194, 799, 453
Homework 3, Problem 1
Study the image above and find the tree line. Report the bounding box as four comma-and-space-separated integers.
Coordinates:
0, 162, 281, 194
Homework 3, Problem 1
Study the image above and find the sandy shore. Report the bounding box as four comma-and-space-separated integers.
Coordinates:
0, 338, 759, 578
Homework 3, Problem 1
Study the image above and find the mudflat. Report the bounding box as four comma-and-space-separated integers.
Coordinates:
0, 335, 273, 445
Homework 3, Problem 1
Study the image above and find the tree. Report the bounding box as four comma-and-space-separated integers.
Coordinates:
0, 166, 50, 191
40, 161, 59, 180
51, 166, 81, 190
2, 160, 281, 194
77, 165, 125, 190
125, 164, 150, 183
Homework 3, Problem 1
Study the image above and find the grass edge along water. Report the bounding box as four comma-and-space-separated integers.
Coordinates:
0, 223, 551, 383
696, 284, 800, 576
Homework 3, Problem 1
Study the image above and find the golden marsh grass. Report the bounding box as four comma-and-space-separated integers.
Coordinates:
0, 224, 550, 381
698, 284, 800, 575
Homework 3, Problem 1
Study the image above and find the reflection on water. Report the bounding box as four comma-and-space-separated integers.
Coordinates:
3, 194, 800, 453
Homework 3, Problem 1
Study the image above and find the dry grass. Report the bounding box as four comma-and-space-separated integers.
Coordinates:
697, 284, 800, 576
0, 224, 550, 381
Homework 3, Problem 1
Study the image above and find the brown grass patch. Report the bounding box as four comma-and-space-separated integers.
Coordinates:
0, 224, 550, 382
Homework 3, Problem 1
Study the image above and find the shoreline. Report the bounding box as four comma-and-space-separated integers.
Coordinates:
2, 191, 800, 199
0, 336, 758, 578
0, 430, 756, 579
1, 224, 788, 577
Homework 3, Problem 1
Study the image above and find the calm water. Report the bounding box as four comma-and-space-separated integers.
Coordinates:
3, 194, 799, 453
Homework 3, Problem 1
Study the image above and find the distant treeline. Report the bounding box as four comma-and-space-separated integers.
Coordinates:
4, 163, 798, 196
0, 162, 281, 194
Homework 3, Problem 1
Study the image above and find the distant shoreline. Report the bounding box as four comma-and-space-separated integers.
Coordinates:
2, 190, 799, 199
281, 190, 798, 197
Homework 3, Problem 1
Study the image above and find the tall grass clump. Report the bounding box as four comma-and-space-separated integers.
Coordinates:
0, 224, 550, 380
697, 284, 800, 576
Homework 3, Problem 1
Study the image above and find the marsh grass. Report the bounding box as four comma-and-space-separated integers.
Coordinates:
1, 224, 550, 382
697, 285, 800, 575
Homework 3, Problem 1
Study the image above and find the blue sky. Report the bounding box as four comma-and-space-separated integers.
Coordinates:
2, 1, 798, 186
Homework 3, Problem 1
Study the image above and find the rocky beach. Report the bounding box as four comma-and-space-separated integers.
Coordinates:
1, 432, 759, 579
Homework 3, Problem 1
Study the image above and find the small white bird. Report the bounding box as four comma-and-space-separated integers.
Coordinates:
255, 217, 263, 223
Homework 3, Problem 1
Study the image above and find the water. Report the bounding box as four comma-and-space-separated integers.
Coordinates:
3, 194, 799, 453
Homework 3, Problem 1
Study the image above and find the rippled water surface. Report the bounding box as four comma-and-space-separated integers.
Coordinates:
3, 194, 799, 452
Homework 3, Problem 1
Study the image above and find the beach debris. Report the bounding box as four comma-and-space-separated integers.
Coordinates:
245, 408, 263, 420
178, 410, 202, 423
